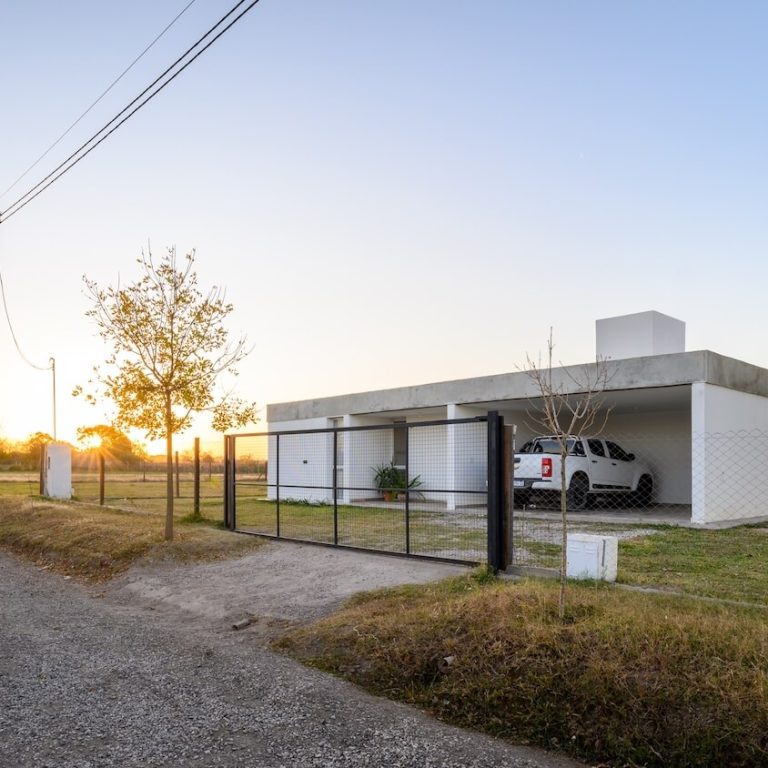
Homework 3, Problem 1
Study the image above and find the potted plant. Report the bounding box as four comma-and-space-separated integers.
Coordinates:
373, 461, 401, 501
373, 462, 422, 502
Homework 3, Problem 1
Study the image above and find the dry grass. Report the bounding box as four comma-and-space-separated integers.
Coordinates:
277, 574, 768, 768
0, 495, 262, 581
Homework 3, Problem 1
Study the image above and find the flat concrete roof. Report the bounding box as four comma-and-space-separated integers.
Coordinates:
267, 350, 768, 423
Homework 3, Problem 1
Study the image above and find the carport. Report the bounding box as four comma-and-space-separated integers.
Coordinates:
268, 349, 768, 527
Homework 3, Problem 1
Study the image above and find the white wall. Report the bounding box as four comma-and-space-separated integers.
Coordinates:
597, 410, 691, 505
266, 417, 334, 502
691, 383, 768, 523
499, 400, 692, 505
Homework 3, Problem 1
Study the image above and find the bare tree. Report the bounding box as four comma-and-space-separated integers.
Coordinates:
523, 329, 612, 618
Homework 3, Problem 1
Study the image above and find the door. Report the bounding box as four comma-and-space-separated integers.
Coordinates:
605, 440, 635, 489
586, 439, 615, 489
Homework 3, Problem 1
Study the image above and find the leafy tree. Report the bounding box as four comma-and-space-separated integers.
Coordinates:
77, 247, 257, 540
22, 432, 55, 470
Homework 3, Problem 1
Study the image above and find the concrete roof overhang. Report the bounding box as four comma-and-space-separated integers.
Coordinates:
267, 350, 768, 423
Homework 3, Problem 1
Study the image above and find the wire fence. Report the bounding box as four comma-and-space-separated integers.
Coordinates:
70, 464, 227, 517
0, 453, 246, 519
6, 423, 767, 595
228, 417, 490, 564
510, 430, 768, 570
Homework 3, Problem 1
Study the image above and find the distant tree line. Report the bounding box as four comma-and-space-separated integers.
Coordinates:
0, 426, 225, 472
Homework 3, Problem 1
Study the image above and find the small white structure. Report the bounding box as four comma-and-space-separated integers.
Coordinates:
566, 534, 618, 581
596, 310, 685, 360
41, 443, 72, 500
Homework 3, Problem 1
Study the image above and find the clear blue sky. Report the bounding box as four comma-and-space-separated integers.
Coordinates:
1, 1, 767, 452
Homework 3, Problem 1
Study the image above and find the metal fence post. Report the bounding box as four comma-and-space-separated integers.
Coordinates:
487, 411, 505, 570
39, 444, 45, 496
276, 433, 281, 538
404, 423, 410, 555
99, 451, 105, 506
503, 424, 515, 569
224, 435, 236, 530
193, 437, 200, 517
333, 429, 339, 545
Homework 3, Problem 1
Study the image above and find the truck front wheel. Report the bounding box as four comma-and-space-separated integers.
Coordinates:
567, 474, 590, 511
635, 475, 653, 507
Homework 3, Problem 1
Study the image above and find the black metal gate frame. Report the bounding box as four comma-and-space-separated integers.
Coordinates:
224, 412, 507, 569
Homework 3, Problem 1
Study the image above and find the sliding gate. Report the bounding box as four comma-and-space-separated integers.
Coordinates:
225, 413, 506, 566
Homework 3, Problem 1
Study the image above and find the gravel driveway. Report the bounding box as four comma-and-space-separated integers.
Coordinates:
0, 542, 582, 768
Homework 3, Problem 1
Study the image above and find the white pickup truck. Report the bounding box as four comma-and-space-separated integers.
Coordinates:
513, 436, 653, 510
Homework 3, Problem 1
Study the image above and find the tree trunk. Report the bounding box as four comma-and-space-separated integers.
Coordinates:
559, 451, 567, 619
165, 409, 174, 541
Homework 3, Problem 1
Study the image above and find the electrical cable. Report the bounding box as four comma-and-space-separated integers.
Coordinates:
0, 0, 261, 224
0, 0, 199, 202
0, 0, 252, 221
0, 271, 52, 371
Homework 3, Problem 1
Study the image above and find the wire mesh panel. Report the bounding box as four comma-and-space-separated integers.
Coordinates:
408, 421, 487, 561
510, 432, 692, 571
336, 424, 406, 552
69, 457, 225, 516
232, 434, 272, 534
509, 430, 768, 571
230, 416, 490, 564
276, 431, 335, 543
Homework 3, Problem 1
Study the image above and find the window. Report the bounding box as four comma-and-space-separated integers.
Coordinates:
393, 420, 407, 466
606, 441, 633, 462
587, 439, 605, 457
518, 438, 584, 455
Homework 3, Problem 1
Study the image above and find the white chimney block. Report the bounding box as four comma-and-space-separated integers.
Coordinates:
596, 311, 685, 360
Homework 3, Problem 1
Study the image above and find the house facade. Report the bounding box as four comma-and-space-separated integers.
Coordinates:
265, 312, 768, 526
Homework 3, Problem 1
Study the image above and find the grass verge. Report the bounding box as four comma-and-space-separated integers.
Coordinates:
618, 523, 768, 604
0, 495, 262, 581
276, 574, 768, 768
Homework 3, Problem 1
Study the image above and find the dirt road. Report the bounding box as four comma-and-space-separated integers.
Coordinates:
0, 542, 581, 768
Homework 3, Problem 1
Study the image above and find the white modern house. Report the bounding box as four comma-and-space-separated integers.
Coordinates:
266, 311, 768, 526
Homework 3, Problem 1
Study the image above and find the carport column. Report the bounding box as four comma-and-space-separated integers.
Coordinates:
690, 383, 707, 524
447, 404, 477, 510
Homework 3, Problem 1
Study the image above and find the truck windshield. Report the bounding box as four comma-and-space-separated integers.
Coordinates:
519, 438, 582, 455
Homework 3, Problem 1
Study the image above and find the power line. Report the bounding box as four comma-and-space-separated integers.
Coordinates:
0, 0, 199, 203
0, 271, 52, 371
0, 269, 58, 439
0, 0, 254, 222
0, 0, 261, 225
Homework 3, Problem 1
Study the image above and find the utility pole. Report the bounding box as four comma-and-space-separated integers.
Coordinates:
50, 357, 57, 440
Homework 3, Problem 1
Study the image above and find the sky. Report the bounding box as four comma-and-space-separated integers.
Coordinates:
1, 0, 767, 455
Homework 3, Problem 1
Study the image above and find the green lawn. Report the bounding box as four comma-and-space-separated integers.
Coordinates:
514, 516, 768, 605
235, 494, 486, 560
618, 524, 768, 604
